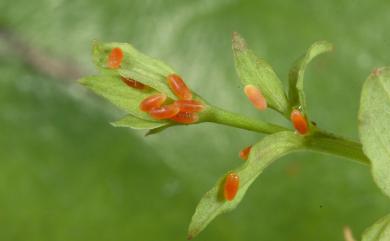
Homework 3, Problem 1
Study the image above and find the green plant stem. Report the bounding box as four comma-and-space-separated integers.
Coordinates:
203, 107, 289, 134
305, 130, 370, 165
204, 106, 370, 165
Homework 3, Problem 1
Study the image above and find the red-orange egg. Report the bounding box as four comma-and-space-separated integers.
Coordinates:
139, 94, 167, 112
224, 172, 240, 201
239, 145, 252, 161
290, 109, 308, 135
107, 47, 124, 69
121, 77, 146, 90
148, 104, 180, 120
174, 100, 204, 113
243, 84, 267, 111
167, 74, 192, 100
170, 112, 199, 124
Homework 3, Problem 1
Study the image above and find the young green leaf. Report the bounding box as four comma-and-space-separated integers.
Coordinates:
92, 41, 177, 98
111, 114, 168, 130
232, 32, 289, 115
187, 131, 304, 239
288, 41, 333, 113
362, 213, 390, 241
359, 67, 390, 198
79, 75, 156, 121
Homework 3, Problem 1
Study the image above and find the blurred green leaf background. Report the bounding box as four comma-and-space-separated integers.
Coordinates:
0, 0, 389, 240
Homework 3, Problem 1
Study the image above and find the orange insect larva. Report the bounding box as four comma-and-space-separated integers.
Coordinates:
170, 112, 199, 124
107, 47, 123, 69
148, 104, 180, 120
121, 77, 147, 90
167, 74, 192, 100
139, 94, 167, 112
239, 145, 252, 161
224, 172, 240, 201
290, 109, 308, 135
243, 84, 267, 111
174, 100, 204, 113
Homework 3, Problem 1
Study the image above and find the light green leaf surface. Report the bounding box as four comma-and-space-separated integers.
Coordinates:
79, 75, 156, 121
362, 213, 390, 241
93, 42, 177, 99
188, 131, 304, 239
232, 32, 289, 115
111, 114, 168, 130
288, 41, 333, 113
359, 67, 390, 198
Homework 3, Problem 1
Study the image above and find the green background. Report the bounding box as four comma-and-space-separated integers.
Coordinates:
0, 0, 389, 240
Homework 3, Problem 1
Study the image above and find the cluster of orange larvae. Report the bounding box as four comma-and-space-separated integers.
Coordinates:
108, 47, 204, 124
108, 47, 309, 202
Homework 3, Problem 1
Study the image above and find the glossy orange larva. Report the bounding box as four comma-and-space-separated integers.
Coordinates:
239, 145, 252, 161
148, 104, 180, 120
107, 47, 123, 69
224, 172, 240, 201
167, 74, 192, 100
290, 109, 308, 135
139, 94, 167, 112
174, 100, 204, 113
243, 84, 267, 111
170, 112, 199, 124
121, 77, 146, 90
